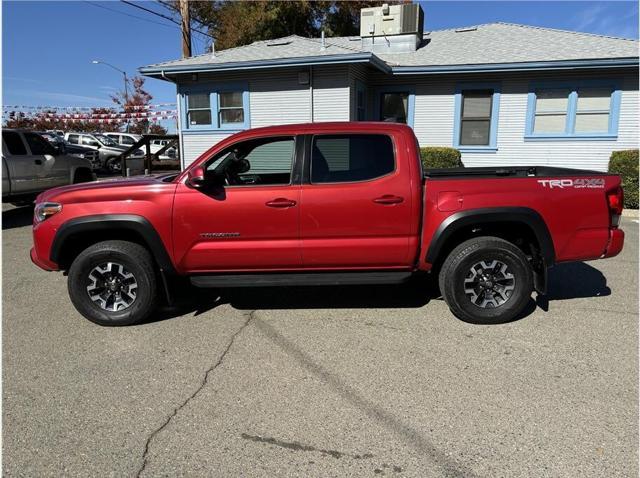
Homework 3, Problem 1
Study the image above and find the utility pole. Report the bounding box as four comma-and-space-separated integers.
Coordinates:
180, 0, 191, 58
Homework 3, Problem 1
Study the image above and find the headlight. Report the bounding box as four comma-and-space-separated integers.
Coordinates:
34, 202, 62, 223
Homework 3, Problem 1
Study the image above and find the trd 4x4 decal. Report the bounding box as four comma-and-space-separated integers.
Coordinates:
538, 178, 605, 189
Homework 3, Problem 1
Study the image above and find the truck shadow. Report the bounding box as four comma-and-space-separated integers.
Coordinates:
148, 262, 610, 326
2, 205, 33, 230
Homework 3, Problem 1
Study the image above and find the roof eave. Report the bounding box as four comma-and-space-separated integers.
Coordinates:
391, 57, 639, 74
140, 52, 391, 78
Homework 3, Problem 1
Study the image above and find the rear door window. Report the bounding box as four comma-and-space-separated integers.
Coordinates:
2, 131, 27, 155
67, 134, 79, 144
311, 134, 395, 183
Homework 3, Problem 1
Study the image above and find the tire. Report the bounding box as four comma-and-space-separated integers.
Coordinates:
438, 236, 533, 324
68, 240, 158, 326
105, 157, 121, 174
73, 168, 93, 184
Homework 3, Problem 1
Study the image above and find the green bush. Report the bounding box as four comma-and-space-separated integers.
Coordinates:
608, 149, 639, 209
420, 147, 462, 169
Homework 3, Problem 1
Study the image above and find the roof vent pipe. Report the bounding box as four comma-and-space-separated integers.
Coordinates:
320, 30, 326, 51
211, 41, 216, 58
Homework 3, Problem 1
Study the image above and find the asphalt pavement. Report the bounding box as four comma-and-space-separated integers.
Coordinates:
2, 204, 638, 477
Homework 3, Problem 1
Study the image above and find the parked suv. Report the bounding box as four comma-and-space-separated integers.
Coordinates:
64, 132, 144, 173
104, 132, 142, 147
38, 132, 100, 170
2, 129, 94, 206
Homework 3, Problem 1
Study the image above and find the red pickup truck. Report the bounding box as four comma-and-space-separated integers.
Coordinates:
31, 122, 624, 326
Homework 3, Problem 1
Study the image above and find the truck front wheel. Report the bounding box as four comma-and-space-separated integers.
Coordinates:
68, 240, 158, 326
439, 236, 533, 324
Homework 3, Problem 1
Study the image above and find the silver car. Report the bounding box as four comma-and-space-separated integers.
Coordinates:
2, 129, 94, 206
65, 132, 144, 173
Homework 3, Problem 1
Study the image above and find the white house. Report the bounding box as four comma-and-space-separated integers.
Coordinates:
140, 4, 639, 171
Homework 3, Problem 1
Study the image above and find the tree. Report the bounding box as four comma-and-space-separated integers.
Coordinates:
3, 107, 121, 133
165, 1, 390, 50
110, 76, 167, 135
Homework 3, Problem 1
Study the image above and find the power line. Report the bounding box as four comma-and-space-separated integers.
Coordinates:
84, 1, 179, 31
120, 0, 214, 39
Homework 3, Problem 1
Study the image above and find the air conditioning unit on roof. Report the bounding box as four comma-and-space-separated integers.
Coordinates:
360, 3, 424, 53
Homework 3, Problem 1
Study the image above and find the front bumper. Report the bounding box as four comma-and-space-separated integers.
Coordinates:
30, 246, 57, 271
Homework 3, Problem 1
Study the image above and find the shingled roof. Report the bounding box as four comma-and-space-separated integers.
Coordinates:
140, 22, 639, 76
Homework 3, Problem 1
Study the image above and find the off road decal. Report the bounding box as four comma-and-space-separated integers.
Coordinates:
538, 178, 605, 189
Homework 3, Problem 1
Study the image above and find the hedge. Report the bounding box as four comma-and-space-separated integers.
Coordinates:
608, 149, 638, 209
420, 147, 462, 169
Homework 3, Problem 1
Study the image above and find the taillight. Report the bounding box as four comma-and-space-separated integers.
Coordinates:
607, 186, 624, 227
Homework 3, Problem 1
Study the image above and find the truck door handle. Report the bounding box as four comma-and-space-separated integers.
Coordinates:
265, 198, 297, 208
373, 195, 404, 205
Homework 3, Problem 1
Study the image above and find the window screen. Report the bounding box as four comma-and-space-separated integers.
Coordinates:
460, 90, 493, 145
575, 88, 611, 133
380, 92, 408, 124
311, 134, 395, 183
219, 91, 244, 125
24, 132, 55, 155
533, 89, 569, 133
187, 92, 212, 125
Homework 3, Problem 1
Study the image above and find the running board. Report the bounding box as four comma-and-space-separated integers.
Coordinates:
190, 271, 413, 288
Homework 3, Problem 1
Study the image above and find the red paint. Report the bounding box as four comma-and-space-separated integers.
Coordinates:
31, 122, 624, 277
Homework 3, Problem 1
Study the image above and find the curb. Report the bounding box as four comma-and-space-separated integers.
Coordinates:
622, 209, 639, 218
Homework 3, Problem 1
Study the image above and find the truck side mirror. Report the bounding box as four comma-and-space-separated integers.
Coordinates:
187, 166, 206, 188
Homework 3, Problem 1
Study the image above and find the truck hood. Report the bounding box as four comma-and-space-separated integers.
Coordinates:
36, 174, 175, 203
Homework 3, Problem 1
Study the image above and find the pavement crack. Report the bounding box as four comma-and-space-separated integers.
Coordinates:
135, 311, 256, 478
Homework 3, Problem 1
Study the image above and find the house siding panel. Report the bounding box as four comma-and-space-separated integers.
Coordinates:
180, 66, 353, 168
312, 65, 350, 122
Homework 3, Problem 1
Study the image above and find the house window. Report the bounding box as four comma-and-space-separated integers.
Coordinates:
182, 84, 249, 130
187, 92, 212, 125
380, 92, 409, 124
575, 88, 612, 133
453, 83, 501, 151
526, 82, 620, 139
533, 89, 569, 133
219, 91, 244, 125
459, 90, 493, 145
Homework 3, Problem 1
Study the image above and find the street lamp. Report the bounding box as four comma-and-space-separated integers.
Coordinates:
92, 59, 130, 131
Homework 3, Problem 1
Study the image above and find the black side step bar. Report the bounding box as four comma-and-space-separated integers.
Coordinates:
190, 271, 413, 288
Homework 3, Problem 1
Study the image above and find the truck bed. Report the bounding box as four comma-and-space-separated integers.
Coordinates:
424, 166, 615, 179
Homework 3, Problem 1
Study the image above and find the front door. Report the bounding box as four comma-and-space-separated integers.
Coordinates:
173, 135, 302, 272
300, 133, 414, 268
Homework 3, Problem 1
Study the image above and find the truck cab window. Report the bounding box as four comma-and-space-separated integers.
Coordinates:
206, 136, 294, 186
24, 132, 56, 156
2, 131, 27, 155
311, 134, 395, 183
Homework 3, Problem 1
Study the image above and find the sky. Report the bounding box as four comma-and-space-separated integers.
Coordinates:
2, 1, 639, 132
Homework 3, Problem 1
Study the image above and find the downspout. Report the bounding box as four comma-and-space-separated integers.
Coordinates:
163, 70, 186, 171
309, 65, 314, 122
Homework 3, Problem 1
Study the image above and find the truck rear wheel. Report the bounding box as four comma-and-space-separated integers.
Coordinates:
439, 236, 533, 324
68, 240, 158, 326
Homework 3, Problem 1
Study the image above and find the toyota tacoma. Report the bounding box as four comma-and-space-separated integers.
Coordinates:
31, 123, 625, 326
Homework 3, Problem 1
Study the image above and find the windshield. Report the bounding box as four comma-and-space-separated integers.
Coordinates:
94, 134, 119, 147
